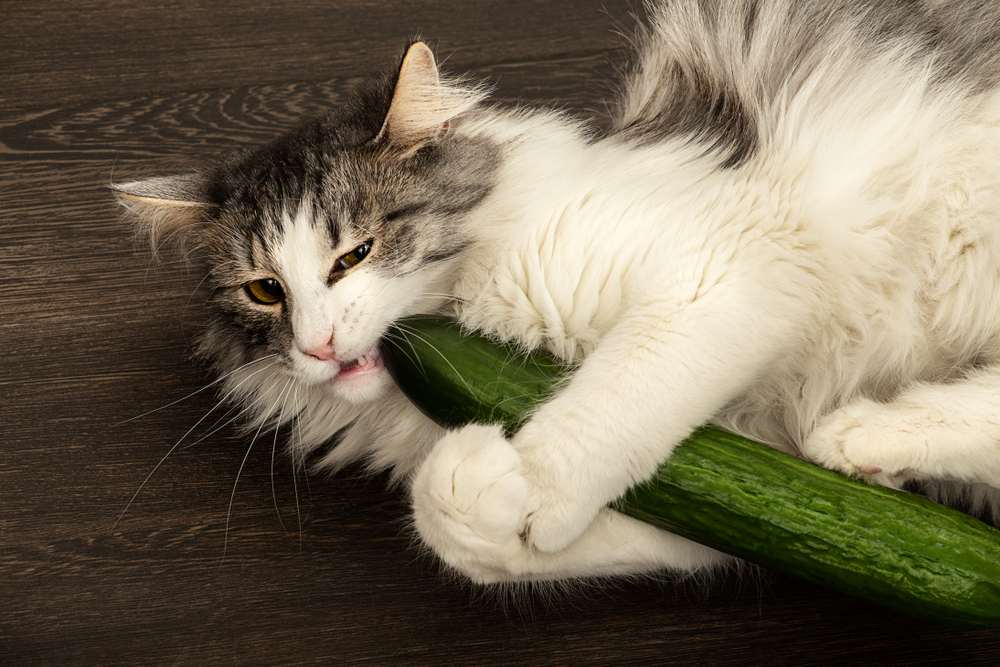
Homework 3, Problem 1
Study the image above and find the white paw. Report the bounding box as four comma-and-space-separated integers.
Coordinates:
512, 425, 605, 554
412, 424, 534, 582
411, 423, 603, 582
803, 399, 926, 488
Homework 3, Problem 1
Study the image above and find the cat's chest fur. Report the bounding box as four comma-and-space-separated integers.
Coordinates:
451, 213, 629, 363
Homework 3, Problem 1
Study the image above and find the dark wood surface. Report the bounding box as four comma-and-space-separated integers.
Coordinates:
3, 1, 999, 664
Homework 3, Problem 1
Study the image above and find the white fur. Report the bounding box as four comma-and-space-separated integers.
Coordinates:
229, 3, 1000, 584
264, 201, 451, 404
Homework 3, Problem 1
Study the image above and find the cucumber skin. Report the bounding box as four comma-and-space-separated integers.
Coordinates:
383, 316, 1000, 626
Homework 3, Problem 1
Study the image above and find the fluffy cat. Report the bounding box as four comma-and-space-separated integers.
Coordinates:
116, 0, 1000, 583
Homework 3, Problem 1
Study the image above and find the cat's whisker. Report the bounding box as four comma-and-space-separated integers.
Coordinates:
391, 326, 439, 379
383, 331, 428, 379
177, 385, 279, 452
178, 403, 244, 452
113, 360, 279, 530
393, 323, 475, 395
292, 383, 304, 551
115, 354, 278, 426
269, 378, 297, 532
487, 391, 539, 423
190, 368, 303, 450
416, 291, 467, 303
223, 377, 293, 560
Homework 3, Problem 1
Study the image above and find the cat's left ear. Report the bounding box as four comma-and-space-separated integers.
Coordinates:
112, 173, 217, 251
375, 41, 485, 154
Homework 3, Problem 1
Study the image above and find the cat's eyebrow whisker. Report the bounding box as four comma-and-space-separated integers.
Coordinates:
223, 377, 293, 560
113, 359, 279, 530
186, 268, 215, 305
115, 354, 278, 426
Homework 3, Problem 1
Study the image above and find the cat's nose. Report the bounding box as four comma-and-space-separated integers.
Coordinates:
301, 340, 337, 362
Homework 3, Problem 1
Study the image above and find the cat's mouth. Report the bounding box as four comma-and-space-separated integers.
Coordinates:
336, 346, 383, 379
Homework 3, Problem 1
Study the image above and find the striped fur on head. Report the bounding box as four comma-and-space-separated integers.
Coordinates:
115, 42, 499, 401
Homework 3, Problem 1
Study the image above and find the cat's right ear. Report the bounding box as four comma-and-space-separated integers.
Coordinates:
374, 41, 486, 156
111, 173, 217, 252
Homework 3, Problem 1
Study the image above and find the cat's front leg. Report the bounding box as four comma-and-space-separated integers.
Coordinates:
415, 285, 804, 575
803, 365, 1000, 489
410, 423, 730, 581
411, 423, 603, 578
507, 294, 801, 553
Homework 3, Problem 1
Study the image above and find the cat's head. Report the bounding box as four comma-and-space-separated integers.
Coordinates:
115, 42, 499, 405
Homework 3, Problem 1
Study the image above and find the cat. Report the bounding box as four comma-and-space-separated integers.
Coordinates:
115, 0, 1000, 584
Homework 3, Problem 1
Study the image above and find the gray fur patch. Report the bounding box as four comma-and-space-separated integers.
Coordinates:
611, 0, 1000, 167
184, 70, 499, 375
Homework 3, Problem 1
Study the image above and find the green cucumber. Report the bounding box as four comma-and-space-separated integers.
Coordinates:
383, 315, 1000, 626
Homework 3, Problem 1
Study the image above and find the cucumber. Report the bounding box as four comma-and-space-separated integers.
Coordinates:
383, 315, 1000, 626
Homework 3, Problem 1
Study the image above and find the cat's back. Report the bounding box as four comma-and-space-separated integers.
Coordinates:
611, 0, 1000, 346
611, 0, 1000, 169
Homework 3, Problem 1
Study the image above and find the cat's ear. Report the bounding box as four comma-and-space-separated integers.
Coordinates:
375, 41, 485, 153
112, 173, 217, 251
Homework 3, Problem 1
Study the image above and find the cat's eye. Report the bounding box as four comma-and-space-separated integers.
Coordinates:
334, 239, 374, 273
244, 278, 285, 305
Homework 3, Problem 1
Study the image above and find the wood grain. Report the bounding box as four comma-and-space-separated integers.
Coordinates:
2, 1, 999, 664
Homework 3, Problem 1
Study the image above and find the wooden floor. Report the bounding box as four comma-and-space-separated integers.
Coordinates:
3, 1, 999, 663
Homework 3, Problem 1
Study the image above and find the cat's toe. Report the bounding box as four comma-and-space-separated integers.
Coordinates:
412, 424, 533, 582
523, 496, 599, 554
513, 430, 605, 554
804, 400, 919, 488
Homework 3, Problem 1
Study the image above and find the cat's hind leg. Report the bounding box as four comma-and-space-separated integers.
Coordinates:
411, 424, 729, 583
802, 366, 1000, 489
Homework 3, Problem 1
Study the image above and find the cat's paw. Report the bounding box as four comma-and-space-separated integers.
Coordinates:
411, 424, 534, 582
411, 423, 603, 581
512, 427, 605, 554
803, 399, 926, 488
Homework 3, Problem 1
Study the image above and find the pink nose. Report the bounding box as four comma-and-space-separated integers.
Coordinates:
301, 340, 337, 362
